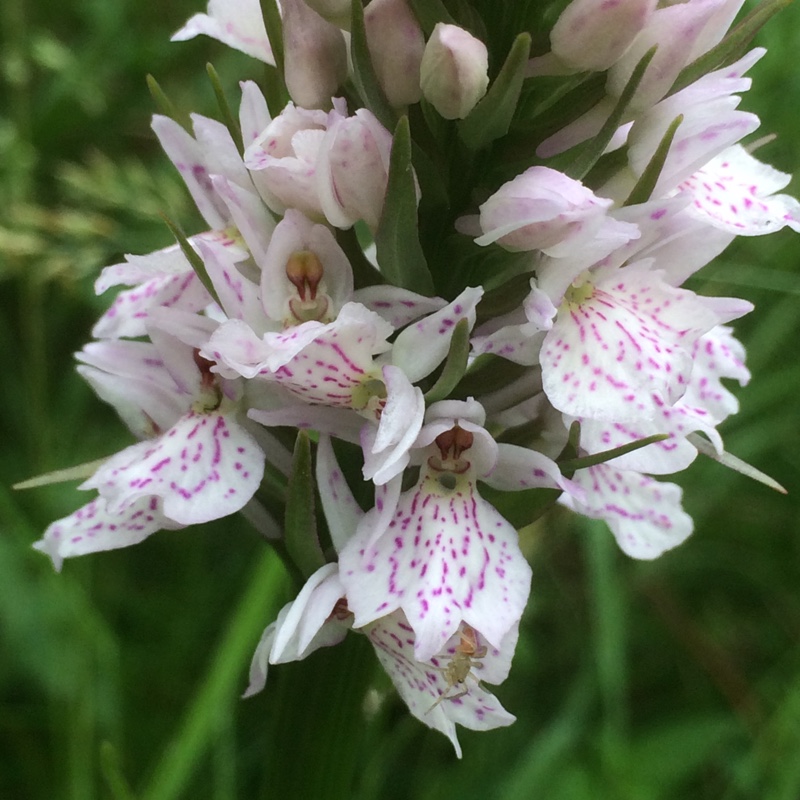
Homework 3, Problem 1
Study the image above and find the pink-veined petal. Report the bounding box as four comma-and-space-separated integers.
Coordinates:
541, 263, 749, 421
83, 410, 264, 525
562, 464, 693, 559
391, 287, 483, 383
353, 286, 447, 329
365, 612, 516, 758
339, 468, 532, 662
33, 495, 181, 571
681, 145, 800, 235
92, 272, 210, 340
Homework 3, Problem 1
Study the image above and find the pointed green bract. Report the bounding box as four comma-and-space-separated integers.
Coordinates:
688, 433, 787, 493
458, 32, 531, 151
564, 46, 657, 180
375, 116, 435, 295
206, 63, 244, 156
625, 114, 684, 206
259, 0, 285, 75
558, 434, 670, 473
285, 432, 327, 579
146, 74, 191, 132
159, 212, 221, 308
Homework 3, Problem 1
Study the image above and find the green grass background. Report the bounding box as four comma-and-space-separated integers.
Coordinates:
1, 1, 800, 798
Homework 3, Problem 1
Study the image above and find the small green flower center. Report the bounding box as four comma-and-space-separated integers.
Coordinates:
563, 272, 595, 306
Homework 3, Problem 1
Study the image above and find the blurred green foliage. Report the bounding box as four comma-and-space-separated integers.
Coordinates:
1, 1, 800, 798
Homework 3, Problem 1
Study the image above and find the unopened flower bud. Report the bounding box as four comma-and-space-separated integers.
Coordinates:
550, 0, 656, 72
282, 0, 348, 109
420, 23, 489, 120
364, 0, 425, 108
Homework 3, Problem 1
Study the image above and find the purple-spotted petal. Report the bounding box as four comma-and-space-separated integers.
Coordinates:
353, 286, 447, 329
152, 115, 229, 229
541, 262, 747, 421
572, 403, 722, 475
681, 145, 800, 235
683, 326, 749, 423
264, 303, 394, 405
482, 443, 574, 492
561, 464, 693, 559
392, 287, 483, 383
365, 612, 516, 758
92, 272, 210, 340
33, 495, 181, 571
83, 410, 264, 525
339, 468, 532, 662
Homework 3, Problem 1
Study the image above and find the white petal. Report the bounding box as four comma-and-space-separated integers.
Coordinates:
353, 286, 447, 329
340, 470, 532, 662
541, 263, 743, 421
33, 495, 180, 571
365, 612, 516, 758
84, 410, 265, 525
681, 145, 800, 236
562, 464, 693, 559
171, 0, 274, 64
92, 272, 210, 340
391, 287, 483, 383
316, 434, 364, 553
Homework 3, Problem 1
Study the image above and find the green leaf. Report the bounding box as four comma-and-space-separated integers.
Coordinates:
375, 116, 435, 295
349, 0, 396, 130
424, 318, 471, 403
458, 32, 532, 151
564, 45, 656, 180
206, 63, 244, 156
285, 432, 327, 578
146, 74, 191, 132
671, 0, 793, 96
159, 212, 222, 308
259, 0, 285, 75
407, 0, 455, 37
624, 114, 683, 206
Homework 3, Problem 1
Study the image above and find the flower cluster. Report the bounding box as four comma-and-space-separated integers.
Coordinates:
30, 0, 797, 755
